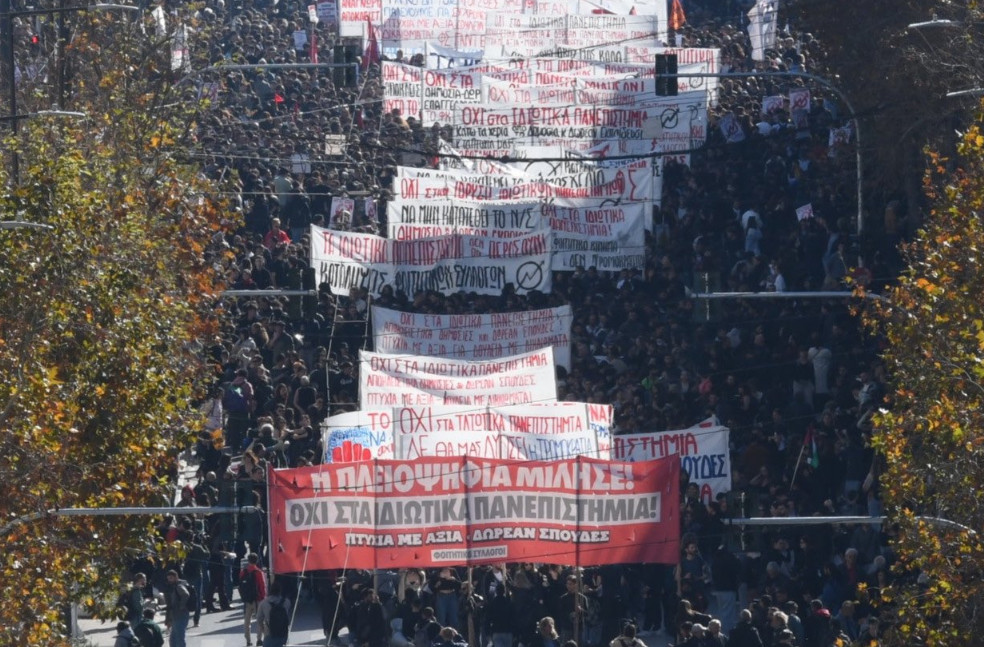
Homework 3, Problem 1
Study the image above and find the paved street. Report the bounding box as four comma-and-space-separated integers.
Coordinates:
79, 587, 334, 646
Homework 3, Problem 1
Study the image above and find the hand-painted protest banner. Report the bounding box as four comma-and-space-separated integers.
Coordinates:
382, 62, 423, 119
386, 199, 542, 240
358, 347, 557, 408
311, 225, 553, 297
484, 14, 565, 57
399, 167, 651, 203
392, 403, 598, 460
420, 68, 484, 125
612, 417, 731, 503
395, 429, 598, 461
396, 161, 652, 202
452, 104, 662, 144
371, 304, 573, 368
381, 0, 457, 49
484, 14, 664, 59
267, 456, 680, 571
322, 410, 394, 463
588, 403, 613, 458
339, 0, 380, 36
544, 201, 646, 271
483, 79, 578, 106
452, 0, 525, 50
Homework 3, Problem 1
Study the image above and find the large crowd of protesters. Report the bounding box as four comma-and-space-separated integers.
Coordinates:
95, 0, 918, 645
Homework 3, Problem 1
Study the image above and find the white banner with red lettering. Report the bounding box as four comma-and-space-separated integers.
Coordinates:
267, 456, 680, 571
371, 304, 573, 368
391, 403, 603, 460
310, 225, 553, 297
612, 417, 731, 502
358, 347, 557, 408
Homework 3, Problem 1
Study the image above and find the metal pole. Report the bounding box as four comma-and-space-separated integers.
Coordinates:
0, 505, 261, 536
668, 70, 864, 266
2, 0, 18, 182
221, 289, 317, 298
688, 290, 889, 302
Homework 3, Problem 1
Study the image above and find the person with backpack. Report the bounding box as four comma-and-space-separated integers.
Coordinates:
240, 552, 268, 647
163, 569, 191, 647
257, 579, 292, 647
133, 608, 166, 647
116, 573, 148, 628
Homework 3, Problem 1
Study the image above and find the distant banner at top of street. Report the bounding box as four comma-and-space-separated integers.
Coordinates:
340, 0, 667, 49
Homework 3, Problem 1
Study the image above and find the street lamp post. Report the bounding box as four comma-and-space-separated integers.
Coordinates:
0, 1, 139, 182
665, 70, 865, 266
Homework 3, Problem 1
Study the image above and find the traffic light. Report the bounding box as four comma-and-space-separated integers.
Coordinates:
333, 45, 360, 87
655, 53, 678, 96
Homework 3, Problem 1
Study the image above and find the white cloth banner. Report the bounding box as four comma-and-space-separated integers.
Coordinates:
381, 0, 457, 49
310, 225, 553, 297
420, 68, 484, 125
482, 79, 580, 107
382, 62, 423, 119
386, 199, 543, 240
396, 162, 653, 202
339, 0, 380, 36
359, 347, 558, 408
386, 199, 646, 271
543, 201, 647, 271
613, 417, 731, 501
392, 403, 598, 460
747, 0, 778, 62
371, 304, 573, 368
485, 14, 665, 58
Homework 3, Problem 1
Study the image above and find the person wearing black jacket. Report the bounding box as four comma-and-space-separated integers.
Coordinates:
728, 610, 763, 647
355, 589, 389, 647
485, 585, 514, 647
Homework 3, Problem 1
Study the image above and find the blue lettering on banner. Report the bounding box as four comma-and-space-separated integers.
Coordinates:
680, 453, 727, 480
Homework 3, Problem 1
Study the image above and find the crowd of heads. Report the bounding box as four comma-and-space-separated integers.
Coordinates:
100, 0, 913, 644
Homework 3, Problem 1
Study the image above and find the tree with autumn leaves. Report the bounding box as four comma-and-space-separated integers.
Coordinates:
0, 6, 228, 646
860, 112, 984, 645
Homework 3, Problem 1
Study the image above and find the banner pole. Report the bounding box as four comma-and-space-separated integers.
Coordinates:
574, 455, 582, 647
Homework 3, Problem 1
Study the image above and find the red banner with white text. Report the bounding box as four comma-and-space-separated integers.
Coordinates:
267, 456, 679, 572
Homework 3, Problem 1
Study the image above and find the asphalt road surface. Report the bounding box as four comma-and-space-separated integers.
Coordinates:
79, 592, 336, 647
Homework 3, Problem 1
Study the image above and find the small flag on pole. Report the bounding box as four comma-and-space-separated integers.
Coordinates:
363, 19, 380, 71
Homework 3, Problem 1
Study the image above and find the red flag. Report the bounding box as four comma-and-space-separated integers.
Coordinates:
670, 0, 686, 30
363, 19, 380, 71
274, 93, 284, 104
